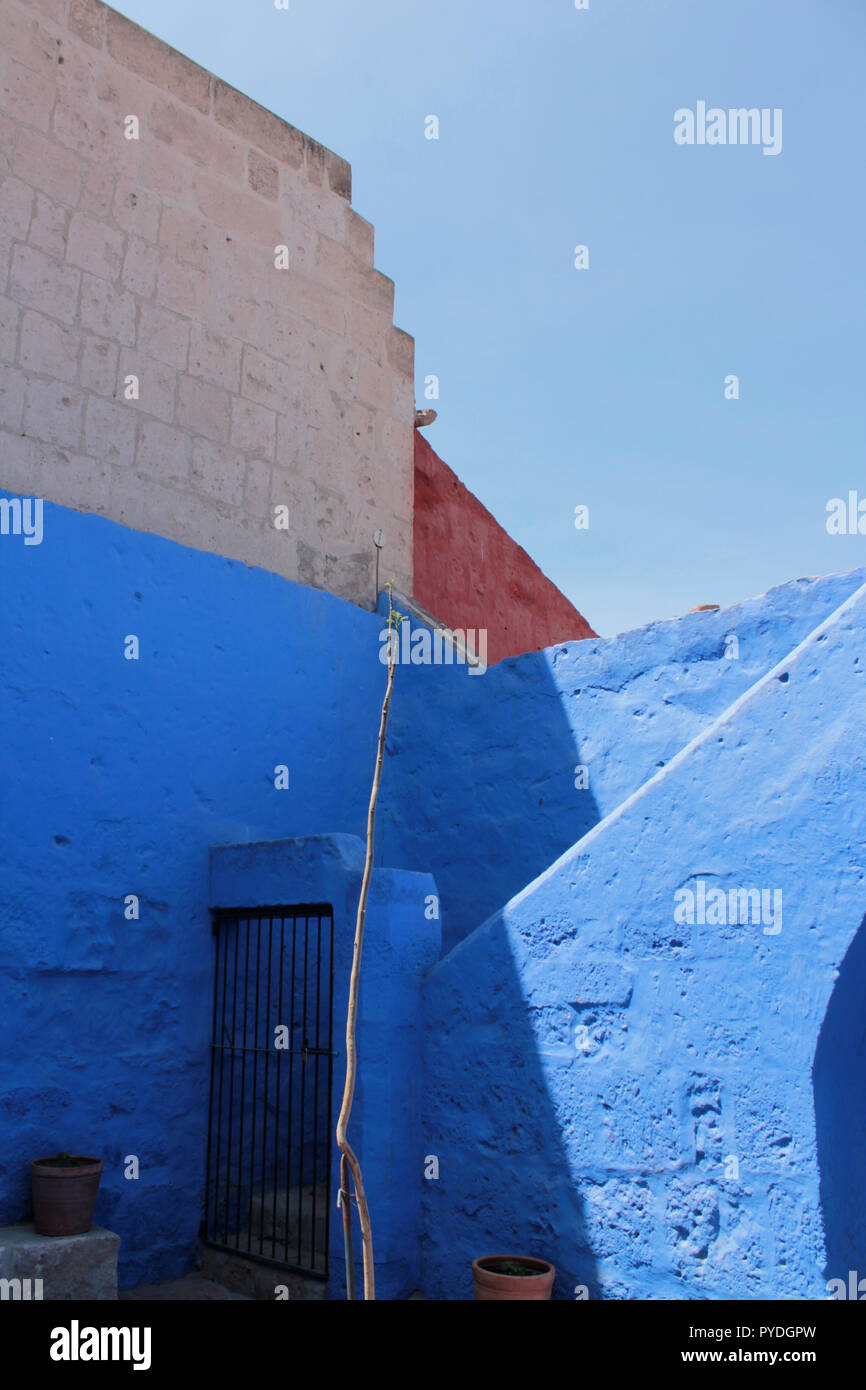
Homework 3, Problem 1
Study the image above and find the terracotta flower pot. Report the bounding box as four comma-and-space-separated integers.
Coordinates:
30, 1155, 103, 1237
472, 1254, 555, 1300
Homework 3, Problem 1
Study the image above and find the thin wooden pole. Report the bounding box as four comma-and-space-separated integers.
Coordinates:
335, 588, 399, 1301
339, 1154, 356, 1301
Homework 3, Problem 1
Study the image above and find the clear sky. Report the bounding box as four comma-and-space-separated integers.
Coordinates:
111, 0, 865, 636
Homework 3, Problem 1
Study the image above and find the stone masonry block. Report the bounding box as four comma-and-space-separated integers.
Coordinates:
28, 192, 69, 257
194, 173, 283, 250
136, 417, 190, 485
80, 272, 135, 344
387, 326, 415, 379
137, 142, 195, 209
68, 0, 107, 50
84, 393, 137, 467
230, 396, 275, 456
0, 294, 20, 363
1, 5, 59, 79
362, 269, 395, 317
47, 445, 112, 513
149, 96, 244, 181
209, 290, 259, 347
116, 348, 177, 424
358, 353, 394, 411
325, 149, 351, 201
113, 182, 161, 243
190, 437, 244, 507
244, 456, 272, 518
105, 9, 211, 114
158, 206, 211, 270
314, 232, 388, 310
21, 0, 66, 23
53, 30, 99, 109
0, 56, 56, 132
280, 171, 347, 244
241, 345, 292, 412
344, 210, 374, 264
0, 112, 14, 172
0, 429, 45, 493
213, 80, 304, 169
156, 259, 209, 320
302, 135, 325, 188
23, 376, 84, 448
78, 163, 114, 219
137, 302, 190, 371
9, 244, 80, 328
78, 333, 118, 395
188, 323, 241, 392
18, 307, 78, 380
0, 362, 26, 432
289, 273, 346, 337
51, 97, 118, 167
66, 213, 125, 280
121, 236, 158, 298
247, 147, 278, 201
177, 374, 230, 443
0, 175, 34, 238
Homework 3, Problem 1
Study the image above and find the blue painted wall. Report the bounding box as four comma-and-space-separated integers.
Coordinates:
0, 497, 398, 1288
4, 490, 864, 1301
382, 572, 865, 953
421, 578, 866, 1298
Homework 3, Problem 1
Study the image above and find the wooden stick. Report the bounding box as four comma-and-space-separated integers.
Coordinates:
335, 587, 399, 1300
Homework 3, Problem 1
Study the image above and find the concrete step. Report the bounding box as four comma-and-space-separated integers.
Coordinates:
199, 1243, 327, 1300
0, 1223, 119, 1300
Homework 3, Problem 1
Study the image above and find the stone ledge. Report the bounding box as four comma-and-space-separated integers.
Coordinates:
0, 1223, 119, 1300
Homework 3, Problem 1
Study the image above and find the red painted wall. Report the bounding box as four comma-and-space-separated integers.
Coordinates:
413, 432, 597, 665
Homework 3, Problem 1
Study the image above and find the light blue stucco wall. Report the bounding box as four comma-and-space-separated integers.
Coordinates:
421, 578, 866, 1299
381, 571, 864, 952
0, 496, 407, 1289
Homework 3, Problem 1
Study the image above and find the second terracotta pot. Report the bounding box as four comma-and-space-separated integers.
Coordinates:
472, 1254, 555, 1300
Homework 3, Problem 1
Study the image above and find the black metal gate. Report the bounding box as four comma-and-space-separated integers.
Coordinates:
204, 905, 335, 1279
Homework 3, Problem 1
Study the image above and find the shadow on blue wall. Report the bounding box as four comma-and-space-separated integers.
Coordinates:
422, 918, 603, 1300
814, 910, 866, 1286
385, 641, 602, 954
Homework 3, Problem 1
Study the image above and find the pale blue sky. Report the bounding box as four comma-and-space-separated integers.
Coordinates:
112, 0, 865, 636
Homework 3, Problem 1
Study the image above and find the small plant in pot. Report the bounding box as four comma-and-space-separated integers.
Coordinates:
30, 1153, 103, 1237
472, 1254, 556, 1301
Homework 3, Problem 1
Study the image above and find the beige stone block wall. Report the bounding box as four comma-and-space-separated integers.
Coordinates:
0, 0, 415, 606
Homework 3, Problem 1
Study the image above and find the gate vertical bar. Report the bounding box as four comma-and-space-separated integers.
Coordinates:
235, 918, 250, 1248
247, 916, 262, 1252
283, 914, 297, 1266
297, 913, 309, 1268
326, 912, 334, 1277
224, 918, 240, 1245
260, 916, 273, 1255
272, 914, 284, 1259
311, 912, 322, 1272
